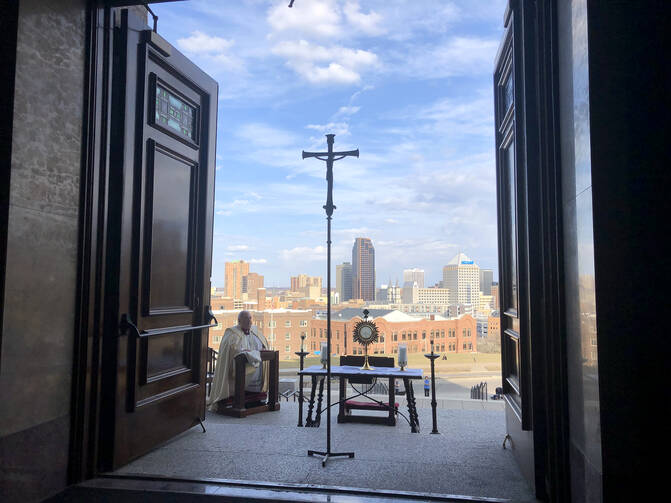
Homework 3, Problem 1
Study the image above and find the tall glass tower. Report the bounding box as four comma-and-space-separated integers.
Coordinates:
352, 238, 375, 301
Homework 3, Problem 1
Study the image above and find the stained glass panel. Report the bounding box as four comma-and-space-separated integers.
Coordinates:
155, 84, 196, 140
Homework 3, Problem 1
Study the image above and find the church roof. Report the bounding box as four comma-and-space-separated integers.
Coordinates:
328, 308, 394, 321
379, 310, 423, 322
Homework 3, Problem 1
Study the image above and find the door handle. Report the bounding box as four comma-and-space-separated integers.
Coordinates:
206, 306, 218, 325
119, 314, 141, 337
119, 313, 217, 338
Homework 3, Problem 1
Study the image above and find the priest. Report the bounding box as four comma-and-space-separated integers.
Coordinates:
207, 310, 270, 411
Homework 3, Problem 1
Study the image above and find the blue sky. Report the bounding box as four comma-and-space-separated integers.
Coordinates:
151, 0, 506, 289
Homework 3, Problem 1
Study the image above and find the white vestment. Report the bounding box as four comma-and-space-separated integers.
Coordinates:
207, 324, 269, 411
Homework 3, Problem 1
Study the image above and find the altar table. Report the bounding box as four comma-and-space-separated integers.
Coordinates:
298, 365, 423, 432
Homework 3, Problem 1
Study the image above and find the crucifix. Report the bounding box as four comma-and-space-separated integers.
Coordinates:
302, 134, 358, 467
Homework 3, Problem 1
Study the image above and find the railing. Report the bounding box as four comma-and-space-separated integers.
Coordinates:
206, 347, 218, 394
470, 381, 488, 400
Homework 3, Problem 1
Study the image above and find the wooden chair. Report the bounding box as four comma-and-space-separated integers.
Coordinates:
206, 347, 217, 395
339, 355, 399, 420
218, 350, 281, 418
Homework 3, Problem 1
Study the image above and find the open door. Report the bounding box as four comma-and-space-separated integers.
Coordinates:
493, 0, 536, 490
100, 9, 217, 470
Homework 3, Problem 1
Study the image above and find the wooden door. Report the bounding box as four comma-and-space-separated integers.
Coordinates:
100, 9, 217, 470
493, 1, 535, 486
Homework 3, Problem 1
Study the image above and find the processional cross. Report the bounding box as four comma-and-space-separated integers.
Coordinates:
303, 134, 359, 217
302, 134, 358, 467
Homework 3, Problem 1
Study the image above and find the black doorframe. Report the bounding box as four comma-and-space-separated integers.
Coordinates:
496, 1, 571, 500
68, 1, 573, 498
69, 3, 115, 483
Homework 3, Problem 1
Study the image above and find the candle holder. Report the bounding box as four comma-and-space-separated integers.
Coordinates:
320, 341, 328, 369
398, 343, 408, 371
424, 339, 440, 434
296, 335, 309, 427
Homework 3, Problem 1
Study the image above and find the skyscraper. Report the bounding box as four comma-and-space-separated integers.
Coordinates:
352, 237, 375, 301
479, 269, 493, 295
403, 268, 425, 288
243, 272, 264, 299
224, 260, 249, 299
442, 252, 480, 306
336, 262, 352, 302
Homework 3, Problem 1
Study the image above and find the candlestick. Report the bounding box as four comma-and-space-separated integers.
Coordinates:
398, 344, 408, 371
320, 341, 328, 368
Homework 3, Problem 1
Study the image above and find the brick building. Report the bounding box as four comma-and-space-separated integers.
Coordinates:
311, 308, 477, 356
224, 260, 249, 299
208, 309, 312, 359
487, 312, 500, 342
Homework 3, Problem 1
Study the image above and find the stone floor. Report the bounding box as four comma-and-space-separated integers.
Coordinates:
115, 400, 535, 502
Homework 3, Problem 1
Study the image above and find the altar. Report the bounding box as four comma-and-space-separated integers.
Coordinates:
299, 365, 424, 432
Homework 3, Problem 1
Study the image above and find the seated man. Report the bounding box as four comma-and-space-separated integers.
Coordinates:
207, 310, 270, 412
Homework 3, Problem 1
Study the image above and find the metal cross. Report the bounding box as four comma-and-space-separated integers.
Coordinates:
302, 134, 359, 217
302, 133, 358, 467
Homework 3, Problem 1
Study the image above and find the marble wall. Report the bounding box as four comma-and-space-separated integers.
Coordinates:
557, 1, 602, 501
0, 0, 86, 500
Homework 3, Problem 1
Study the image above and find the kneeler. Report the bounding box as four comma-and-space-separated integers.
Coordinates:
218, 350, 281, 418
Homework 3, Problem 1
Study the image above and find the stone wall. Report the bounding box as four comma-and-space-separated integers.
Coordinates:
0, 0, 86, 500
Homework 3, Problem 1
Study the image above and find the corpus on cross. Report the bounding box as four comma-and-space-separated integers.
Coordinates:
302, 134, 359, 217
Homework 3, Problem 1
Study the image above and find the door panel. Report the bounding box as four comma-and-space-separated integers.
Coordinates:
102, 9, 217, 469
145, 142, 197, 313
495, 19, 526, 425
494, 0, 533, 486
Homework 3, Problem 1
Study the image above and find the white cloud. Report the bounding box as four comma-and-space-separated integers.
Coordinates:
235, 123, 298, 149
343, 2, 385, 36
306, 122, 350, 136
267, 0, 342, 39
392, 36, 499, 79
279, 246, 327, 262
272, 40, 378, 85
227, 244, 251, 251
334, 105, 360, 117
177, 31, 234, 53
175, 30, 245, 73
248, 258, 268, 264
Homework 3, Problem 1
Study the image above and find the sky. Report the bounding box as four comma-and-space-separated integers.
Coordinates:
150, 0, 506, 289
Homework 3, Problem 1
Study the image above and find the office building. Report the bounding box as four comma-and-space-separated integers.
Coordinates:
443, 253, 480, 306
224, 260, 249, 299
352, 237, 375, 301
403, 268, 425, 288
479, 269, 493, 295
336, 262, 352, 302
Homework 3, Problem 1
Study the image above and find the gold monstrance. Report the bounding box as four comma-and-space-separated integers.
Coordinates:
353, 309, 379, 370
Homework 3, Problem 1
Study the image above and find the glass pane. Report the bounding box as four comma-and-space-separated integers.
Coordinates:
503, 70, 514, 112
505, 141, 518, 311
506, 332, 519, 381
155, 84, 196, 140
149, 148, 193, 310
147, 333, 186, 376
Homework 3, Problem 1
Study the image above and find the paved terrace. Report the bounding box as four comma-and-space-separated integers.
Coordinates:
115, 397, 535, 502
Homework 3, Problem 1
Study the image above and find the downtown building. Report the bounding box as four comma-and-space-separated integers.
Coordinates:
352, 237, 375, 301
224, 260, 249, 299
442, 252, 480, 306
403, 268, 425, 288
335, 262, 352, 302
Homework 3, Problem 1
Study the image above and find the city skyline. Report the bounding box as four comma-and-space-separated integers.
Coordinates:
219, 248, 495, 292
150, 0, 505, 288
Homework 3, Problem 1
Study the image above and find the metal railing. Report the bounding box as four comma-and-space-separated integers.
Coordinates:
470, 381, 488, 400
